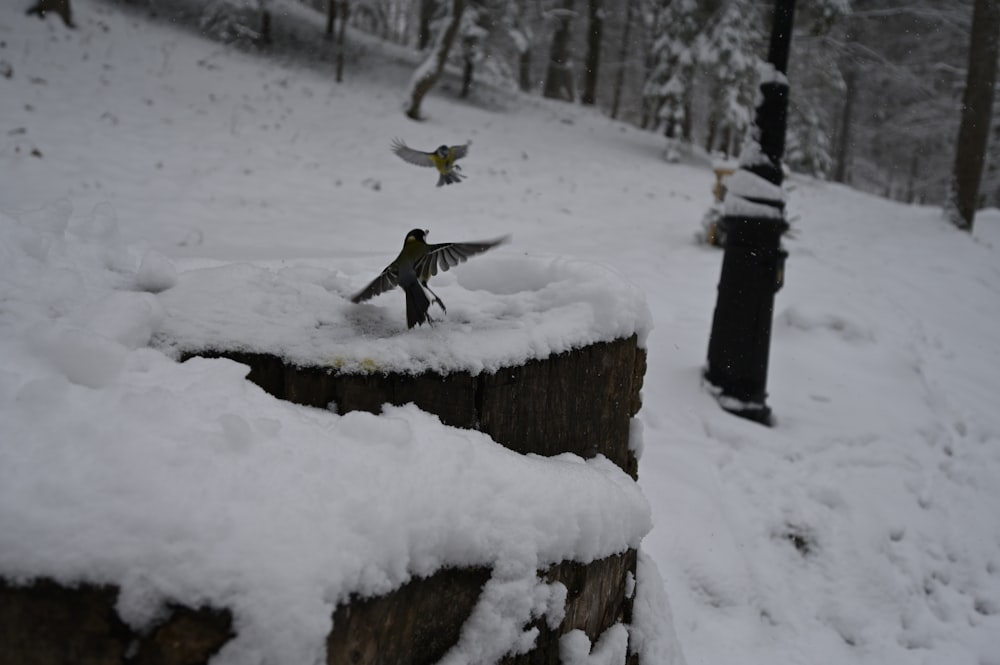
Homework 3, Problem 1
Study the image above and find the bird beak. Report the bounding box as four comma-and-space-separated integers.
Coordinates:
424, 229, 430, 237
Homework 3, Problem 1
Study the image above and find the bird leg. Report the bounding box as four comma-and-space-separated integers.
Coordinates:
422, 281, 447, 313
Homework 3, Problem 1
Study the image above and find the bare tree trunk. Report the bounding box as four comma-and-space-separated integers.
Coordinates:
832, 67, 856, 184
325, 0, 335, 40
26, 0, 74, 28
906, 153, 920, 203
405, 0, 466, 120
704, 92, 719, 153
460, 37, 474, 98
519, 49, 532, 92
949, 0, 1000, 231
984, 120, 1000, 208
609, 0, 634, 120
418, 0, 437, 50
663, 118, 676, 139
335, 0, 349, 83
543, 0, 576, 102
580, 0, 603, 106
680, 94, 693, 142
721, 125, 733, 159
258, 0, 272, 46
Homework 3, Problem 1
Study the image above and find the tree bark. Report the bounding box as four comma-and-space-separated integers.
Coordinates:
949, 0, 1000, 231
704, 93, 719, 153
418, 0, 437, 50
325, 0, 335, 39
543, 0, 576, 102
581, 0, 603, 106
519, 48, 533, 92
681, 93, 694, 142
721, 125, 733, 159
335, 1, 349, 83
832, 67, 856, 184
460, 37, 474, 98
609, 0, 634, 120
906, 153, 920, 203
258, 1, 272, 46
404, 0, 466, 120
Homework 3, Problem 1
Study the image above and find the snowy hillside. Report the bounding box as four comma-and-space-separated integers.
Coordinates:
2, 1, 1000, 664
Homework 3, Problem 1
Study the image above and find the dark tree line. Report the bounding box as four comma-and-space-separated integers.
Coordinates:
949, 0, 1000, 230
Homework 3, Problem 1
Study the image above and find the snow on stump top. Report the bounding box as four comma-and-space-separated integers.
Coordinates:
156, 254, 652, 478
154, 254, 652, 376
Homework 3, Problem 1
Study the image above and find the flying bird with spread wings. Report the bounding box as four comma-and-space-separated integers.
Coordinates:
351, 228, 510, 328
391, 139, 470, 187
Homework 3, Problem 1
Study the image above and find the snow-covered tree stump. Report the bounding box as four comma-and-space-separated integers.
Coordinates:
0, 578, 234, 665
175, 335, 646, 663
1, 254, 661, 664
0, 552, 638, 665
191, 333, 645, 479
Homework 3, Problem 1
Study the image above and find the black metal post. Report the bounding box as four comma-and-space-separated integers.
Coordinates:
704, 0, 795, 425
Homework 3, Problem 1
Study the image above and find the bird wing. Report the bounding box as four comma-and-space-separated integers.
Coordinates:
350, 264, 400, 303
391, 139, 436, 168
414, 235, 511, 282
449, 143, 470, 161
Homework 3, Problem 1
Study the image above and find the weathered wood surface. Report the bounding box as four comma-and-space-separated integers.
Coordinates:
501, 549, 638, 665
0, 579, 233, 665
2, 337, 648, 663
327, 566, 492, 665
1, 551, 636, 665
191, 335, 646, 479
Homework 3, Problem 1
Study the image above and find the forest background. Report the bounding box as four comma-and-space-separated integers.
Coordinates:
112, 0, 998, 212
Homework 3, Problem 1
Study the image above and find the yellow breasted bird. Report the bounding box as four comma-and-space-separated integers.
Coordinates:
351, 228, 510, 328
391, 139, 470, 186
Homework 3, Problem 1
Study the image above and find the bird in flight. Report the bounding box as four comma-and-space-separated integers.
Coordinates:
351, 228, 510, 328
391, 139, 470, 187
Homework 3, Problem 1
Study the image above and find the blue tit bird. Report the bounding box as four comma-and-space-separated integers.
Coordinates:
351, 228, 510, 328
391, 139, 470, 187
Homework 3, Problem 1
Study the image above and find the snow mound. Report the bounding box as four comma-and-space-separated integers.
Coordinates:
154, 252, 652, 375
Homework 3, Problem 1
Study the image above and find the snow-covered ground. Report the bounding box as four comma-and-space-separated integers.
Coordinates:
2, 1, 1000, 664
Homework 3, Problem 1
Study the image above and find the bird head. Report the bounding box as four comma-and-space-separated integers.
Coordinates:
434, 146, 450, 158
405, 229, 429, 243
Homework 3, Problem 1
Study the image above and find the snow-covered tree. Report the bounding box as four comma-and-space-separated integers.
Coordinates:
456, 2, 492, 98
640, 0, 712, 138
816, 2, 970, 202
543, 0, 578, 101
404, 0, 466, 119
697, 0, 764, 158
787, 102, 833, 177
507, 0, 535, 92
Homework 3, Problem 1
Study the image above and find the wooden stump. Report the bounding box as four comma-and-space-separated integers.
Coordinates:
2, 336, 648, 663
190, 335, 646, 479
1, 551, 637, 665
0, 579, 233, 665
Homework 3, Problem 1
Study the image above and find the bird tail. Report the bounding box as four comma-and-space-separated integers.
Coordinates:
437, 168, 465, 187
403, 279, 432, 328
